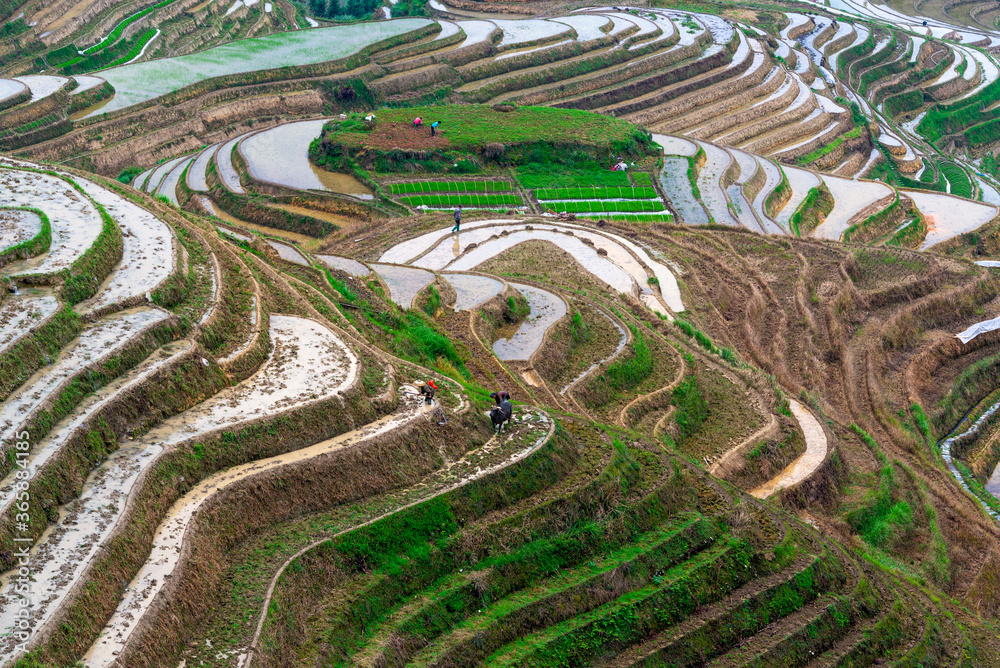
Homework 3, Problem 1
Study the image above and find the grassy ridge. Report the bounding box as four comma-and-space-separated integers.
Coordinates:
82, 0, 173, 55
578, 213, 675, 223
399, 193, 523, 207
541, 200, 666, 213
938, 160, 971, 198
324, 105, 654, 153
61, 28, 158, 74
0, 207, 51, 267
790, 186, 820, 237
389, 180, 512, 194
514, 165, 634, 189
535, 186, 657, 200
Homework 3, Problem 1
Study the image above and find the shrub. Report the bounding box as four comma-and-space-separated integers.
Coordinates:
673, 375, 708, 440
569, 311, 593, 343
116, 166, 145, 184
604, 327, 653, 391
422, 285, 441, 316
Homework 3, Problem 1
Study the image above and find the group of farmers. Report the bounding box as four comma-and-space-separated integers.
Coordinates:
416, 380, 513, 431
412, 116, 441, 136
412, 117, 463, 234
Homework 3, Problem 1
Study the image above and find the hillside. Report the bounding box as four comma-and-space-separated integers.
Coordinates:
5, 0, 1000, 666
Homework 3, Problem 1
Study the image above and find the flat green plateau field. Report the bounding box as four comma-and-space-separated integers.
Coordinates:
325, 105, 653, 151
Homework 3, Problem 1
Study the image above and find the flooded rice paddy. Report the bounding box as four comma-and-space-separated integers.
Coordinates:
89, 20, 433, 115
660, 157, 709, 225
80, 316, 356, 667
240, 120, 373, 198
909, 190, 998, 250
13, 75, 67, 101
0, 308, 168, 468
267, 239, 309, 265
216, 137, 245, 194
751, 399, 828, 498
145, 156, 187, 194
814, 175, 893, 240
379, 219, 684, 313
447, 229, 635, 294
156, 156, 194, 205
653, 134, 698, 157
317, 254, 370, 276
371, 263, 435, 308
776, 166, 820, 229
76, 176, 175, 312
0, 291, 58, 356
186, 143, 219, 192
0, 317, 356, 665
0, 79, 25, 102
0, 166, 104, 277
217, 225, 252, 243
443, 272, 503, 310
0, 208, 42, 250
695, 141, 737, 226
70, 75, 105, 94
493, 283, 566, 361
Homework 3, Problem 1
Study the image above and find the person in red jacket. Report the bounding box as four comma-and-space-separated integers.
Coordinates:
421, 379, 438, 404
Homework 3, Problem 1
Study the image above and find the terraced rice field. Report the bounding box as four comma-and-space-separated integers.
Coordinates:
401, 193, 523, 208
814, 175, 893, 240
389, 180, 513, 193
90, 19, 433, 115
75, 175, 175, 310
0, 165, 104, 276
8, 1, 1000, 664
0, 209, 42, 251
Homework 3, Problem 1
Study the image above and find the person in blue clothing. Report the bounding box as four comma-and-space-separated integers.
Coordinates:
452, 205, 461, 233
431, 120, 440, 137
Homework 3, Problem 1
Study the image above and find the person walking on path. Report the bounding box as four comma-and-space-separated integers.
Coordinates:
452, 205, 461, 233
431, 120, 440, 137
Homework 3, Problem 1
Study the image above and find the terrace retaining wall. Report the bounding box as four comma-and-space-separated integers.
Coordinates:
512, 35, 709, 106
727, 95, 822, 150
576, 44, 743, 114
372, 63, 461, 97
745, 104, 833, 156
392, 34, 499, 71
28, 345, 406, 668
823, 25, 856, 56
812, 20, 839, 51
787, 17, 815, 41
633, 56, 779, 131
928, 62, 981, 100
683, 72, 798, 140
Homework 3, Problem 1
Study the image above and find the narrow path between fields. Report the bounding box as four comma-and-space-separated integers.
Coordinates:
750, 398, 828, 498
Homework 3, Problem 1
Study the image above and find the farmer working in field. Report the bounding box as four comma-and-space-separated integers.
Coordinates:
431, 120, 440, 137
490, 391, 511, 405
421, 379, 438, 404
413, 116, 422, 128
452, 205, 461, 233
